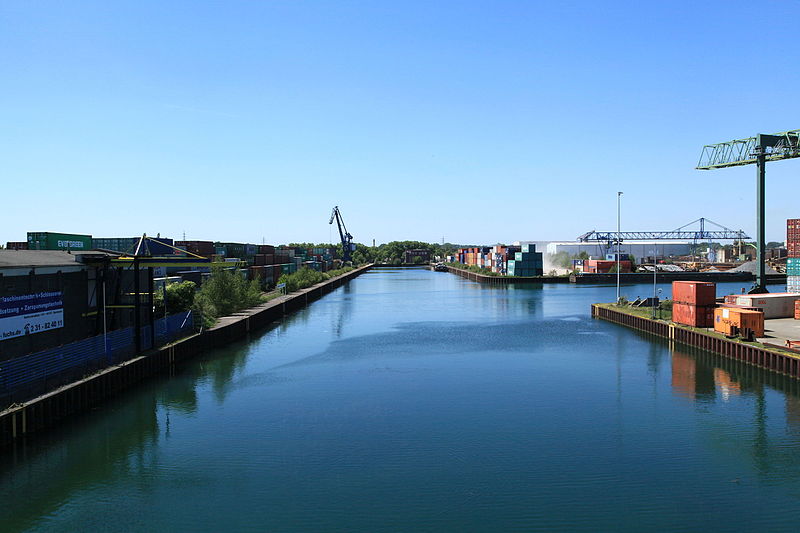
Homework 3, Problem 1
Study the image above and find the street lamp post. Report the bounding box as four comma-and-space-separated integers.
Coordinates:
616, 191, 623, 304
652, 247, 658, 319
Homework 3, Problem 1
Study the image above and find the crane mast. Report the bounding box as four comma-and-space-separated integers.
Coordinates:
329, 206, 355, 262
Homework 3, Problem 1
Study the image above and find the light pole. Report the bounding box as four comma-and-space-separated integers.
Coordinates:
651, 247, 657, 319
616, 191, 623, 304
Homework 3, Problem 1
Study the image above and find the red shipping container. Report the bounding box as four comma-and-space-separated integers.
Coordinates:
672, 281, 716, 306
258, 244, 275, 254
673, 303, 715, 328
175, 240, 214, 257
795, 300, 800, 320
254, 254, 267, 266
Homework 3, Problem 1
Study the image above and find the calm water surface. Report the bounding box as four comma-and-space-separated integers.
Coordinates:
2, 268, 800, 532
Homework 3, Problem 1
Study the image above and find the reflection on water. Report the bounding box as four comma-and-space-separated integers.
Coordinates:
3, 270, 800, 532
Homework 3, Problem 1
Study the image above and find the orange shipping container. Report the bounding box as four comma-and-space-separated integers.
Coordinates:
795, 300, 800, 320
714, 307, 765, 337
673, 281, 716, 306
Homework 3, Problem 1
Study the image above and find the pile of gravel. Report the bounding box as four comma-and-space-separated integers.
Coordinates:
728, 260, 779, 275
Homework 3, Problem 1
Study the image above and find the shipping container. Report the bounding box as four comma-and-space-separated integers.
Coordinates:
672, 281, 716, 306
720, 303, 762, 312
787, 258, 800, 276
788, 218, 800, 257
28, 231, 92, 251
672, 303, 715, 328
175, 240, 215, 257
256, 244, 273, 254
219, 242, 246, 258
714, 307, 765, 338
734, 293, 800, 319
93, 237, 139, 254
796, 300, 800, 320
5, 241, 28, 250
789, 275, 800, 294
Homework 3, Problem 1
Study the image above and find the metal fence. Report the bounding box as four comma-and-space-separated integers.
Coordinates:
0, 311, 194, 408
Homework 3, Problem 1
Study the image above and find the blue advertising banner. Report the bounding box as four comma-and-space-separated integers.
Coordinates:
0, 291, 64, 341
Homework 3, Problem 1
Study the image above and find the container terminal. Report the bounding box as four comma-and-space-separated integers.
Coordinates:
594, 128, 800, 378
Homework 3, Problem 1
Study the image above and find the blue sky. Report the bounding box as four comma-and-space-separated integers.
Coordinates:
2, 1, 798, 246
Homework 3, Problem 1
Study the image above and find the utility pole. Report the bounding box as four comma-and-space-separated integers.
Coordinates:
617, 191, 623, 304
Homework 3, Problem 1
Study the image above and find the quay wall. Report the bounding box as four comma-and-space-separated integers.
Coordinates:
592, 304, 800, 380
573, 272, 779, 284
445, 266, 570, 284
0, 265, 372, 447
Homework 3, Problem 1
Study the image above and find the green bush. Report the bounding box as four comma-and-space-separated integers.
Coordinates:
154, 280, 197, 315
278, 266, 355, 293
445, 262, 499, 276
193, 266, 264, 328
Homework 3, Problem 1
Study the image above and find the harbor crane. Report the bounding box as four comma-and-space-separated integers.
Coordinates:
697, 129, 800, 293
578, 217, 749, 246
329, 206, 355, 262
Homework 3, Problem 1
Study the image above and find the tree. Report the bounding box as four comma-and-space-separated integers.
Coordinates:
154, 280, 197, 315
193, 266, 264, 327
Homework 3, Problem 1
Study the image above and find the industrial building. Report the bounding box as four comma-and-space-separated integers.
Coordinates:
546, 240, 692, 259
0, 250, 136, 361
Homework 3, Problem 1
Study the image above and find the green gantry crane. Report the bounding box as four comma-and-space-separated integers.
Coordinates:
697, 129, 800, 293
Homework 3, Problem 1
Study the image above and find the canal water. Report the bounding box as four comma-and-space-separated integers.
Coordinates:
2, 268, 800, 532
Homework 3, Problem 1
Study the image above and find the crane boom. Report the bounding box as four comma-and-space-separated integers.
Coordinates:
329, 206, 355, 262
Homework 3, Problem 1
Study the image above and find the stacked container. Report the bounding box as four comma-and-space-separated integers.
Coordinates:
28, 232, 92, 251
506, 244, 544, 277
788, 218, 800, 293
672, 281, 716, 328
175, 240, 215, 257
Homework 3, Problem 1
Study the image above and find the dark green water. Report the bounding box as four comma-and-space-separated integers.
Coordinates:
2, 268, 800, 532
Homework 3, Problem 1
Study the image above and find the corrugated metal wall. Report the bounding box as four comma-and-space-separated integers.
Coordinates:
0, 311, 194, 407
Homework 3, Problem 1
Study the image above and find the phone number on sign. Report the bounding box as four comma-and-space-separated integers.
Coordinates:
25, 319, 63, 333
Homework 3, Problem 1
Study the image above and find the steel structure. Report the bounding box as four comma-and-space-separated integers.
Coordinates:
697, 129, 800, 293
329, 206, 355, 262
577, 218, 748, 244
697, 130, 800, 169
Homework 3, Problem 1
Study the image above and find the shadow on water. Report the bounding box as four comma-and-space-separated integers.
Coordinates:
0, 392, 160, 532
0, 283, 363, 531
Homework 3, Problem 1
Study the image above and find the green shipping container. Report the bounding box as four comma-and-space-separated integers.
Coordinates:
787, 258, 800, 276
27, 231, 92, 251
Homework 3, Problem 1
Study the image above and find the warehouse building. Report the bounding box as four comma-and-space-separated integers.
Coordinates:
0, 250, 148, 361
546, 240, 691, 259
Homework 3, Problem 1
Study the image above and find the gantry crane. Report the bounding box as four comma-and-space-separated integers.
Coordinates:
329, 206, 355, 262
578, 217, 748, 245
697, 129, 800, 293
